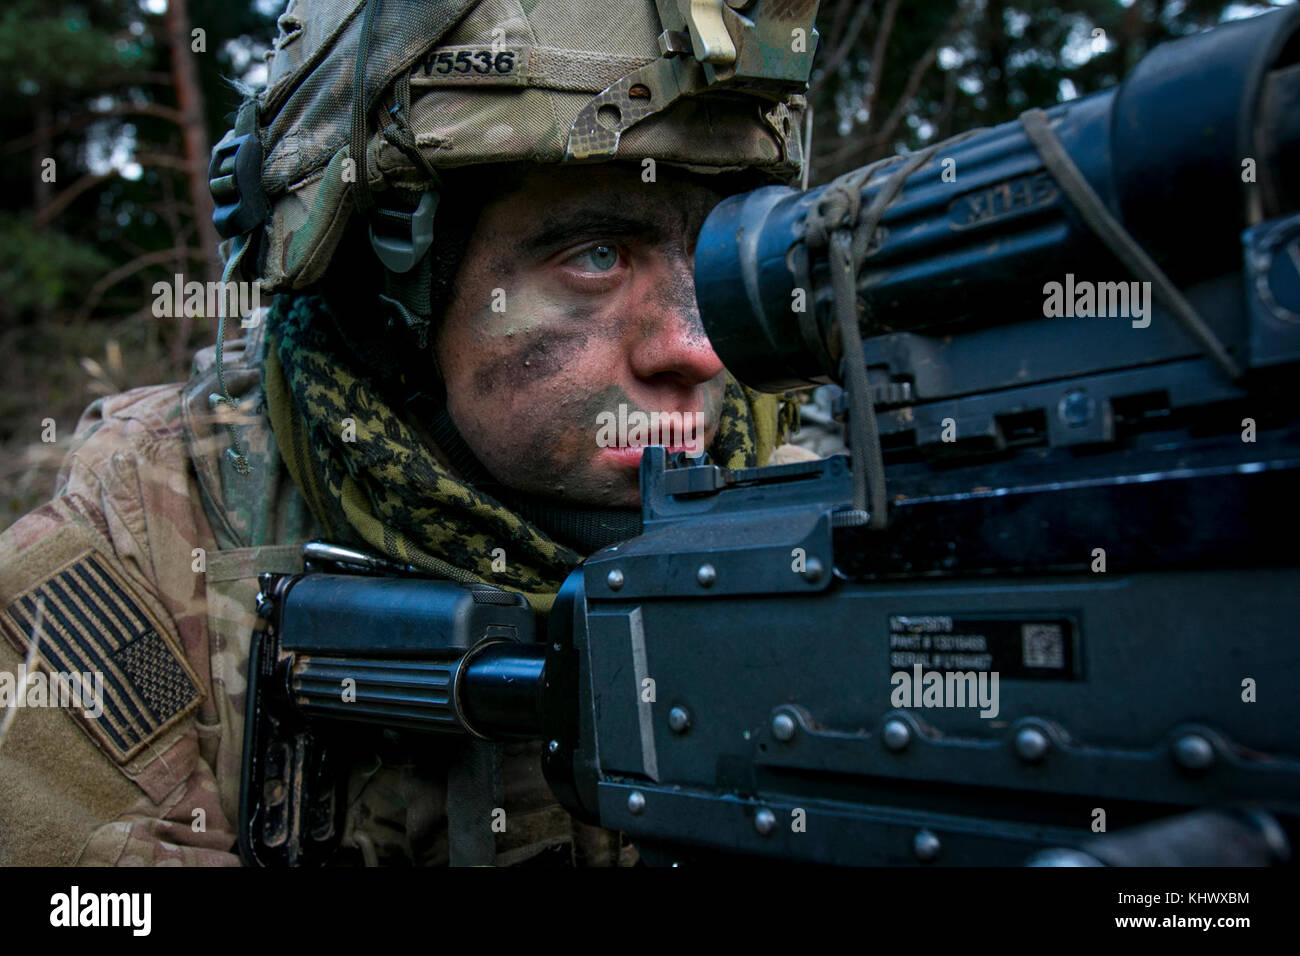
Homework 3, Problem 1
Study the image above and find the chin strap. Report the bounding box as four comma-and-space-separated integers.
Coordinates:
350, 0, 449, 347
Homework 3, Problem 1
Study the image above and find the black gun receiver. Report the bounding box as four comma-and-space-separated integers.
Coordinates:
240, 7, 1300, 866
241, 437, 1298, 866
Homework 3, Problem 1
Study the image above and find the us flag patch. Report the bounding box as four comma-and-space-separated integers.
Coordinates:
2, 551, 202, 763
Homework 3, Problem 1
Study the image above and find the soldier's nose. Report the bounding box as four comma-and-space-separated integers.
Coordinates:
627, 267, 725, 387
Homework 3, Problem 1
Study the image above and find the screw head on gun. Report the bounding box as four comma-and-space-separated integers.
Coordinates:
771, 712, 796, 742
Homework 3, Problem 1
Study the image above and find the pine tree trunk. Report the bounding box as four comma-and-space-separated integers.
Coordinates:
166, 0, 222, 285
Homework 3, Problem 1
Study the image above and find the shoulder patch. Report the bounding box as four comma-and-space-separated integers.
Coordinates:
1, 550, 203, 764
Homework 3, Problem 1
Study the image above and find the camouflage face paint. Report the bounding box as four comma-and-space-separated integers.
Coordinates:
433, 163, 731, 507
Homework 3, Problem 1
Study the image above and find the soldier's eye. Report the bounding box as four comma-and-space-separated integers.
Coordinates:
576, 244, 620, 272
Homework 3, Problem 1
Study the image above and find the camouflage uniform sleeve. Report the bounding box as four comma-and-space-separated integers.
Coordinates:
0, 385, 240, 865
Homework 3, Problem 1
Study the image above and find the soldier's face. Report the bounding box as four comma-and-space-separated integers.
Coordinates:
434, 164, 728, 507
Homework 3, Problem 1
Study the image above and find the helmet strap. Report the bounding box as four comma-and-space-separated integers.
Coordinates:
370, 188, 439, 347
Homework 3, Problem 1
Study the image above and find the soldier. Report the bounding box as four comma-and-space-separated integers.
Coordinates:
0, 0, 817, 865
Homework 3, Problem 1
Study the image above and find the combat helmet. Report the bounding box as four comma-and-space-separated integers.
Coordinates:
209, 0, 820, 337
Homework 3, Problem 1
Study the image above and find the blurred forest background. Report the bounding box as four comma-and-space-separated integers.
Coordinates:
0, 0, 1290, 529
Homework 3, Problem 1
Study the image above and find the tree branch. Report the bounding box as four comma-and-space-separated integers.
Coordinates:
134, 151, 195, 172
74, 247, 209, 324
32, 151, 196, 226
871, 10, 961, 149
97, 71, 175, 89
826, 0, 854, 52
816, 127, 892, 176
936, 66, 958, 141
811, 0, 875, 95
0, 102, 186, 157
862, 0, 903, 138
34, 172, 116, 227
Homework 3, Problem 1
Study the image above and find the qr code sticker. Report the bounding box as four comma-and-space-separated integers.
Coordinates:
1022, 623, 1065, 669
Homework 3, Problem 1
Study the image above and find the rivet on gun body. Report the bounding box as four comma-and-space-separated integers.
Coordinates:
1173, 733, 1215, 770
771, 712, 796, 741
1058, 388, 1093, 427
628, 791, 646, 814
696, 563, 717, 587
548, 739, 560, 754
802, 556, 824, 583
913, 829, 941, 861
882, 718, 911, 751
1014, 726, 1050, 762
606, 569, 624, 591
668, 706, 691, 733
754, 808, 776, 835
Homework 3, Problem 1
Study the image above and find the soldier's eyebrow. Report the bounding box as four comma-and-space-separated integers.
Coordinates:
517, 207, 669, 257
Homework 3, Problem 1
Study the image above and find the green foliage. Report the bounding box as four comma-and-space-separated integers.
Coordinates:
0, 215, 112, 320
0, 0, 137, 99
807, 0, 1283, 179
0, 0, 276, 527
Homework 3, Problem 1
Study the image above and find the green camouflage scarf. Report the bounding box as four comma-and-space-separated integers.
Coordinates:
264, 293, 797, 612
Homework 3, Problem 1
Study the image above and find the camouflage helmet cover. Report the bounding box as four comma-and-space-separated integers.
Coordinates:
217, 0, 820, 290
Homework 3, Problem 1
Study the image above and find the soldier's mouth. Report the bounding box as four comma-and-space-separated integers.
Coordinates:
592, 402, 710, 459
599, 444, 704, 470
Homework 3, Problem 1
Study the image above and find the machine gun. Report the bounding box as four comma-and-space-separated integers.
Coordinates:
239, 7, 1300, 866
